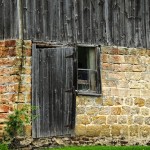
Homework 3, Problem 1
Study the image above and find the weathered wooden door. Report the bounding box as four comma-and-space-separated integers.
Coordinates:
32, 46, 76, 138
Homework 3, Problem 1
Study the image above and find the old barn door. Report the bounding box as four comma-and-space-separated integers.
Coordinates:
32, 45, 76, 138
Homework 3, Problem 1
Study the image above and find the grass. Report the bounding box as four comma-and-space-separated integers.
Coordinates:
44, 146, 150, 150
0, 143, 8, 150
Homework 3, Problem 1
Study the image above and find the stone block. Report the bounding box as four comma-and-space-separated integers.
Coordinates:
124, 97, 133, 106
24, 40, 32, 47
134, 98, 145, 107
124, 56, 139, 64
92, 115, 106, 125
99, 107, 111, 115
110, 55, 125, 64
129, 125, 139, 137
111, 125, 128, 137
99, 125, 110, 137
111, 107, 121, 115
121, 106, 131, 115
86, 125, 101, 137
134, 116, 144, 125
145, 117, 150, 125
76, 115, 91, 125
130, 107, 140, 115
86, 107, 99, 116
108, 72, 125, 80
107, 115, 117, 124
84, 97, 95, 106
102, 54, 109, 63
139, 126, 150, 138
132, 65, 146, 72
140, 107, 149, 116
76, 96, 85, 106
145, 99, 150, 107
114, 97, 124, 105
103, 97, 114, 106
110, 47, 119, 55
76, 106, 85, 115
128, 116, 134, 124
118, 116, 127, 124
95, 97, 102, 105
127, 89, 140, 97
75, 124, 86, 136
24, 125, 31, 136
125, 72, 142, 81
129, 81, 141, 89
102, 63, 113, 70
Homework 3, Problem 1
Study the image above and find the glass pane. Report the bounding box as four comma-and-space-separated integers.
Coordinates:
78, 47, 96, 69
78, 69, 97, 92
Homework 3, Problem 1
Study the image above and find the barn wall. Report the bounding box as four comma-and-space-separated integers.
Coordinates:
75, 46, 150, 145
21, 0, 150, 48
1, 0, 150, 48
0, 40, 32, 138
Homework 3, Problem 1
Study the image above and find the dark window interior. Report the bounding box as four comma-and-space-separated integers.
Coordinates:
77, 47, 100, 94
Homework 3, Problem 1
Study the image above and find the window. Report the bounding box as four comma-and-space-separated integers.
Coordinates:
77, 46, 101, 95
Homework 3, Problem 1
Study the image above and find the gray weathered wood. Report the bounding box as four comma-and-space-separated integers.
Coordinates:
32, 47, 75, 138
1, 0, 150, 48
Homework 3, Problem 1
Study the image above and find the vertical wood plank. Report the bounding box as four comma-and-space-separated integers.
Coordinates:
4, 0, 11, 39
0, 0, 4, 39
32, 44, 40, 138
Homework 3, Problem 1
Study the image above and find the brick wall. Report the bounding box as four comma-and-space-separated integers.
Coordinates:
0, 40, 32, 138
75, 46, 150, 145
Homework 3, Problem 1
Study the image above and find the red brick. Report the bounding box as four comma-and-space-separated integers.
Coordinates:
0, 104, 10, 113
0, 94, 9, 103
7, 94, 16, 102
8, 47, 16, 56
0, 75, 20, 85
7, 84, 19, 93
22, 67, 31, 74
0, 113, 8, 123
24, 49, 32, 56
0, 41, 5, 46
0, 85, 7, 94
5, 40, 16, 47
0, 58, 18, 67
24, 57, 31, 66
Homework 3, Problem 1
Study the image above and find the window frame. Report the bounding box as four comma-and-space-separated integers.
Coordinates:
76, 45, 101, 96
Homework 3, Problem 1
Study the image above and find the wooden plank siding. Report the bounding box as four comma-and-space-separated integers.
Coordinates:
0, 0, 18, 39
0, 0, 150, 48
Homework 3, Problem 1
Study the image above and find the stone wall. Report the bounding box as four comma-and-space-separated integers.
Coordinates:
75, 46, 150, 145
0, 42, 150, 146
0, 40, 32, 138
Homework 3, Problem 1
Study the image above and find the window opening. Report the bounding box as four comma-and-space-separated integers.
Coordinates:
77, 46, 101, 95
